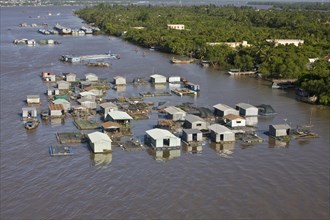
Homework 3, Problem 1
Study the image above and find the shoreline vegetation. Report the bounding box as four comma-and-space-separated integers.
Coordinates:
3, 2, 329, 105
74, 3, 330, 104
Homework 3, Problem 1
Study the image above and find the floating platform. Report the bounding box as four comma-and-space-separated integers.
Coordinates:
73, 119, 99, 130
171, 89, 197, 96
56, 132, 87, 144
49, 145, 73, 156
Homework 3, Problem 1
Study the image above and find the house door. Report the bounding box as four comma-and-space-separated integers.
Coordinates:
192, 133, 197, 141
220, 134, 224, 141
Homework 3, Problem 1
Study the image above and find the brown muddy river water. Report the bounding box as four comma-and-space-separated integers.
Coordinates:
1, 6, 329, 220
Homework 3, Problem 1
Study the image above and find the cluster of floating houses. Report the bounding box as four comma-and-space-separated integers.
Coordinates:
21, 69, 319, 160
13, 38, 61, 46
38, 23, 100, 36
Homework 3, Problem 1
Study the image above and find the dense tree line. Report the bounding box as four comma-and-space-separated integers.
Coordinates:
75, 4, 330, 104
247, 1, 330, 11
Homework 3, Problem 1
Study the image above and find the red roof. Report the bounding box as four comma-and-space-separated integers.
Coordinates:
49, 104, 64, 110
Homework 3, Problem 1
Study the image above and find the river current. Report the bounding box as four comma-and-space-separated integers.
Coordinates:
0, 6, 329, 220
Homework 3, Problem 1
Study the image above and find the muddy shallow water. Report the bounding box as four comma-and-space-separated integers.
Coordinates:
0, 6, 329, 220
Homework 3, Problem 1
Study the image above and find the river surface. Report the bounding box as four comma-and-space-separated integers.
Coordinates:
0, 6, 329, 220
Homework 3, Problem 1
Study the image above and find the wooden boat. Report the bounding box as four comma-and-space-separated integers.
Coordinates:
170, 57, 194, 64
25, 119, 40, 130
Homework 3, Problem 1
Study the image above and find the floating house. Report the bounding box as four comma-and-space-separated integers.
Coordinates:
102, 121, 121, 133
105, 111, 133, 126
57, 80, 70, 90
150, 74, 167, 84
184, 114, 207, 130
52, 99, 71, 112
223, 114, 246, 128
145, 128, 181, 149
64, 72, 76, 82
87, 131, 112, 153
80, 81, 92, 89
47, 88, 60, 96
99, 102, 118, 118
79, 91, 96, 101
269, 124, 291, 137
49, 103, 65, 117
85, 87, 103, 97
113, 76, 126, 86
208, 124, 235, 143
42, 72, 56, 82
235, 103, 258, 117
168, 76, 181, 83
182, 129, 203, 142
26, 95, 40, 104
213, 103, 239, 117
22, 107, 37, 118
164, 106, 186, 121
77, 98, 97, 109
85, 73, 98, 82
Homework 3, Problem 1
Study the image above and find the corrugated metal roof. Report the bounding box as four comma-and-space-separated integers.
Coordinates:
146, 128, 178, 139
52, 99, 70, 104
49, 104, 64, 110
107, 111, 133, 120
27, 95, 40, 99
236, 103, 257, 110
213, 103, 234, 111
223, 114, 244, 121
208, 124, 232, 133
99, 102, 117, 109
102, 121, 121, 129
164, 106, 186, 115
150, 74, 166, 79
270, 124, 291, 130
80, 91, 96, 97
114, 76, 125, 80
183, 129, 202, 134
88, 131, 112, 143
22, 107, 37, 111
57, 80, 70, 85
185, 114, 205, 123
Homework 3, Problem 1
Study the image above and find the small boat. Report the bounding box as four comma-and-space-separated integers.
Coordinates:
25, 119, 40, 130
170, 57, 194, 64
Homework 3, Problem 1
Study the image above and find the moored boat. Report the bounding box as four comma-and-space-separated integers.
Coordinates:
24, 119, 40, 130
170, 57, 194, 64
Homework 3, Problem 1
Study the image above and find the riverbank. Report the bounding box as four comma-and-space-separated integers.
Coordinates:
75, 4, 330, 105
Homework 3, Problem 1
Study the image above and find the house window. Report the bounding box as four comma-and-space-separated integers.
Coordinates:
237, 121, 241, 123
196, 123, 202, 127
